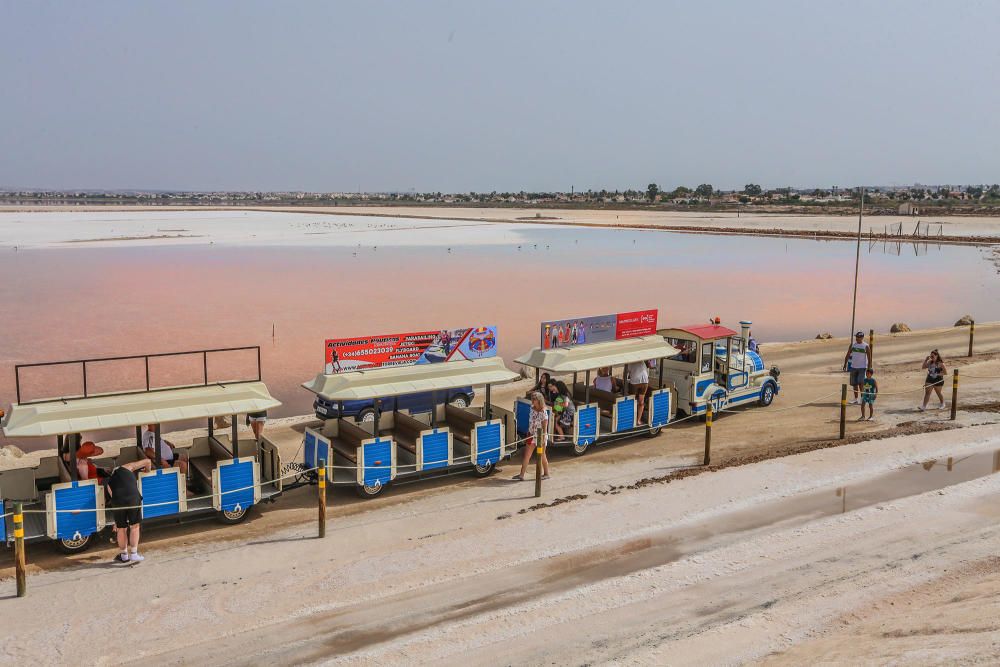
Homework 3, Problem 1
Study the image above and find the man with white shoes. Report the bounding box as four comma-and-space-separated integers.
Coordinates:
843, 331, 872, 404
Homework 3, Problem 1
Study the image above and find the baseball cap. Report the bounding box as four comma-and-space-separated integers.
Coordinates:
76, 441, 105, 459
855, 331, 864, 337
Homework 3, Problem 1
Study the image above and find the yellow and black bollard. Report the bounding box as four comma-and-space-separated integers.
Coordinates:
14, 501, 26, 597
318, 458, 327, 539
968, 320, 975, 357
840, 384, 848, 439
950, 369, 959, 421
703, 404, 713, 466
869, 329, 875, 364
534, 427, 543, 498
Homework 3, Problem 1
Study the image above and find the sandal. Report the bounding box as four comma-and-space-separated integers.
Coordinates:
542, 474, 551, 480
511, 474, 524, 481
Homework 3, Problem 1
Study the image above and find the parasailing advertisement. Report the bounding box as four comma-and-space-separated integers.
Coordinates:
325, 326, 497, 374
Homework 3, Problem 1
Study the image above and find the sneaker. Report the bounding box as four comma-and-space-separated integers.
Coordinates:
850, 399, 860, 405
937, 403, 946, 411
129, 552, 145, 563
542, 474, 551, 480
916, 406, 925, 412
114, 553, 130, 563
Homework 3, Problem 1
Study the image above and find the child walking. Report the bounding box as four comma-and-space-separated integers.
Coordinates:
859, 368, 878, 421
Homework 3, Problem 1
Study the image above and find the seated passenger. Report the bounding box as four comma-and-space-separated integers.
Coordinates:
593, 367, 622, 393
550, 380, 575, 443
527, 372, 560, 405
142, 425, 189, 477
76, 441, 108, 483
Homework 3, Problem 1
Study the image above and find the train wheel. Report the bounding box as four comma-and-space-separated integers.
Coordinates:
217, 505, 251, 525
571, 439, 590, 456
450, 394, 471, 409
760, 383, 776, 407
56, 533, 94, 554
355, 480, 386, 498
472, 460, 496, 477
644, 425, 662, 438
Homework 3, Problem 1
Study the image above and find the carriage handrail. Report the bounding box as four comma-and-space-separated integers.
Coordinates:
14, 346, 263, 405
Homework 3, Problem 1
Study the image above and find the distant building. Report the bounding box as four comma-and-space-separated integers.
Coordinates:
898, 202, 919, 215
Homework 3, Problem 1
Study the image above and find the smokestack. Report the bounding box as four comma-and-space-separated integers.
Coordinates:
739, 320, 752, 347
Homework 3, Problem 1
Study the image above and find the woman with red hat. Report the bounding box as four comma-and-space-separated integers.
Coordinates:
76, 441, 106, 482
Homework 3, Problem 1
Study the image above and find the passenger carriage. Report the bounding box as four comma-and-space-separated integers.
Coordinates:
301, 356, 521, 498
514, 334, 680, 455
1, 347, 283, 554
658, 320, 780, 417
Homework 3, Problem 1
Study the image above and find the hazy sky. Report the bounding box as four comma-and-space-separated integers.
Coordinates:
2, 1, 998, 192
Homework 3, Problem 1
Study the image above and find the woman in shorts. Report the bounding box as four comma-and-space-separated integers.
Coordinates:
247, 410, 268, 440
513, 392, 550, 481
918, 349, 947, 411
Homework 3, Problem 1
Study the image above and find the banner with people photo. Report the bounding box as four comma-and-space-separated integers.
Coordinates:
324, 326, 498, 373
540, 310, 657, 349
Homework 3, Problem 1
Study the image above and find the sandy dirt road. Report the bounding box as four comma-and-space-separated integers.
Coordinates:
2, 324, 1000, 665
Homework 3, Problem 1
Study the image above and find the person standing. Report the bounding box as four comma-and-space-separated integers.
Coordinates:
627, 360, 650, 423
513, 392, 550, 481
106, 459, 152, 563
246, 411, 268, 441
859, 368, 878, 421
918, 349, 947, 411
843, 331, 872, 404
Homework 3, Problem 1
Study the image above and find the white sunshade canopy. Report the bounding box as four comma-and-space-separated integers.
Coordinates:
302, 357, 521, 401
2, 382, 281, 438
514, 335, 679, 373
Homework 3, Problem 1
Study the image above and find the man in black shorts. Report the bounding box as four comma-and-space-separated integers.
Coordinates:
106, 459, 151, 563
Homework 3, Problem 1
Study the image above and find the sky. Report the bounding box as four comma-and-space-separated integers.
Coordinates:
1, 1, 998, 193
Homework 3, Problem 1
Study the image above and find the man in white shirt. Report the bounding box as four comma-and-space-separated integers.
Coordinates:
143, 425, 189, 476
843, 331, 873, 404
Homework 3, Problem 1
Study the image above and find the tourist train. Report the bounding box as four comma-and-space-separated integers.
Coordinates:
1, 312, 779, 554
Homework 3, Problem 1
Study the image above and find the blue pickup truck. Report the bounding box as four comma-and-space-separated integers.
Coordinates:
313, 387, 475, 423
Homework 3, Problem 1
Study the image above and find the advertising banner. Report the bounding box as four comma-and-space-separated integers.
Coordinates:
540, 309, 657, 349
325, 326, 497, 374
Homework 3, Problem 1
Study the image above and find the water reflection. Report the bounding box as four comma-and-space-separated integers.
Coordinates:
834, 450, 1000, 513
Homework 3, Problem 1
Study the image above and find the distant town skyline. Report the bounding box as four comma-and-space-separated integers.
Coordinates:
2, 1, 998, 192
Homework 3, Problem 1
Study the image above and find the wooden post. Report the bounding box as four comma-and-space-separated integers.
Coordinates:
703, 404, 713, 466
534, 427, 543, 498
869, 329, 875, 365
950, 369, 959, 421
14, 502, 26, 597
317, 458, 327, 538
968, 319, 975, 357
839, 384, 848, 439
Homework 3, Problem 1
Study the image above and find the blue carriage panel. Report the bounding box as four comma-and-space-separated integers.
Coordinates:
650, 390, 672, 428
50, 481, 101, 541
217, 459, 256, 512
140, 469, 182, 519
515, 399, 532, 437
360, 438, 394, 488
614, 398, 636, 433
576, 405, 599, 445
473, 421, 503, 467
421, 430, 450, 471
303, 428, 330, 469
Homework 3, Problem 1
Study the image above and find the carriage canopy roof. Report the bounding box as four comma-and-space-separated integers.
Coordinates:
514, 335, 681, 374
660, 324, 738, 341
302, 357, 521, 401
1, 382, 281, 438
